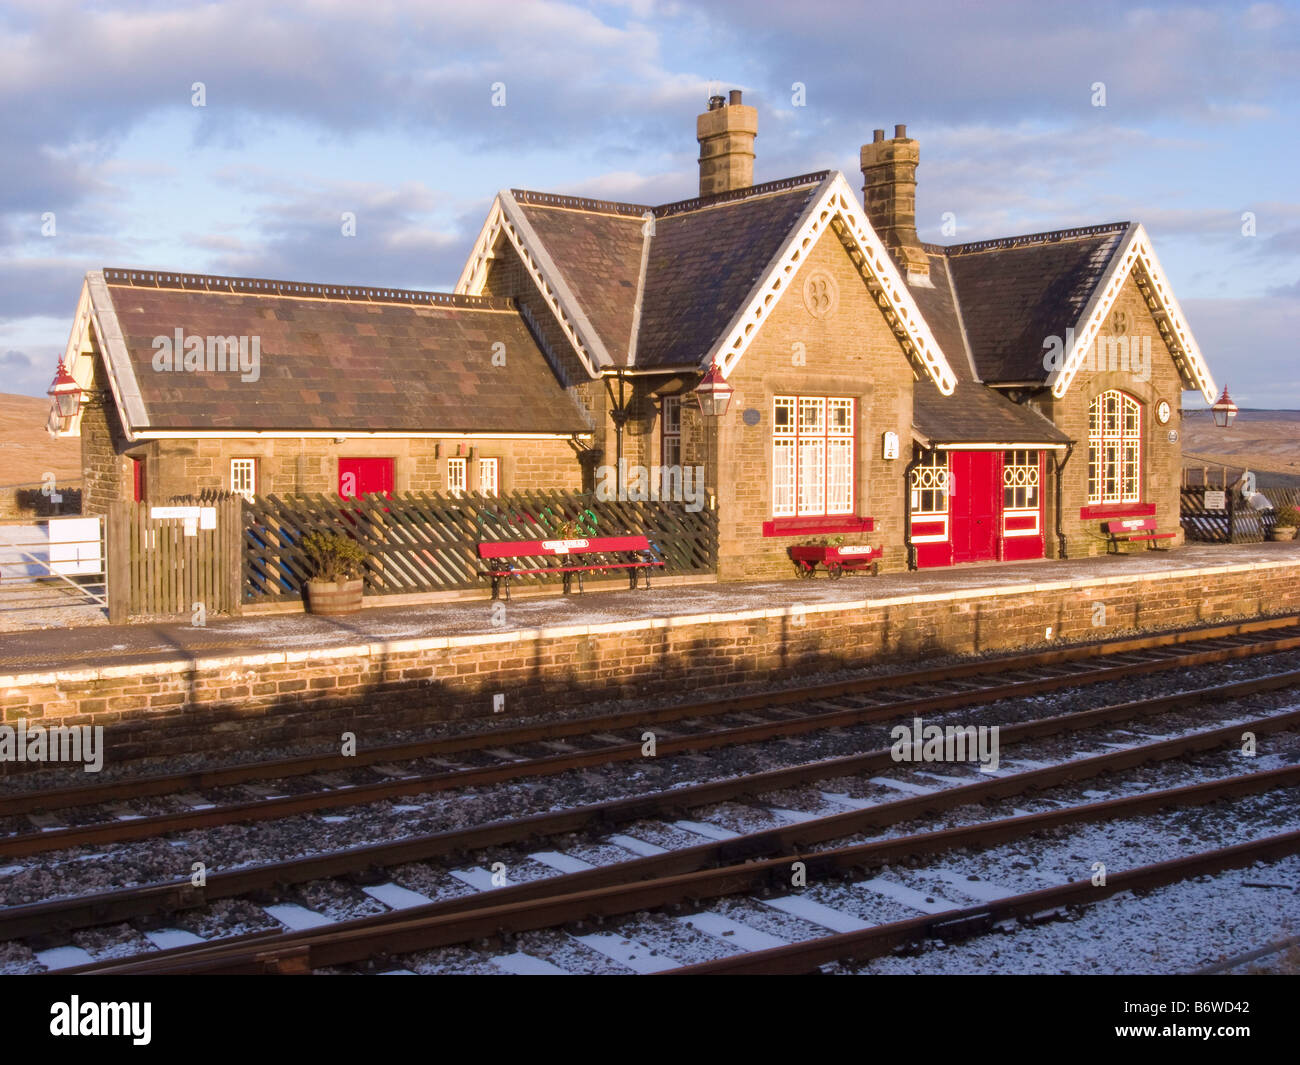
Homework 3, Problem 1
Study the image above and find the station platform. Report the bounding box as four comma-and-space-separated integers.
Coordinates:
1, 541, 1296, 677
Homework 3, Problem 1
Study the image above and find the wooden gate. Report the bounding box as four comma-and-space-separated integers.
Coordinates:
106, 497, 243, 621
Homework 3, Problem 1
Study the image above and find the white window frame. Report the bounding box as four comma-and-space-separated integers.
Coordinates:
230, 458, 256, 501
661, 396, 681, 470
447, 457, 467, 496
1087, 391, 1141, 505
478, 457, 499, 497
772, 395, 855, 518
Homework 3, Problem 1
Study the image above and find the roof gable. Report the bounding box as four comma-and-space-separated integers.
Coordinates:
1045, 224, 1217, 401
942, 224, 1128, 384
458, 172, 959, 395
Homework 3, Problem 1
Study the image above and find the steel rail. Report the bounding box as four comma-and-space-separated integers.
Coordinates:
4, 612, 1297, 818
665, 829, 1300, 975
86, 765, 1300, 975
62, 713, 1300, 974
6, 629, 1300, 860
7, 669, 1300, 942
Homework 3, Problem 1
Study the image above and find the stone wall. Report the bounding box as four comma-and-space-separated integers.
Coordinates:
1035, 273, 1187, 558
4, 556, 1293, 775
712, 220, 916, 580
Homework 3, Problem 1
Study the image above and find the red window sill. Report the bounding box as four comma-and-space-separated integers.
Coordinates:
1079, 503, 1156, 520
762, 516, 874, 538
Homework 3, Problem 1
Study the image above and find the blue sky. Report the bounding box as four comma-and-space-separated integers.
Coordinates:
2, 0, 1298, 405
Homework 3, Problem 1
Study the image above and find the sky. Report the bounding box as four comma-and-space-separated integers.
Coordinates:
1, 0, 1298, 406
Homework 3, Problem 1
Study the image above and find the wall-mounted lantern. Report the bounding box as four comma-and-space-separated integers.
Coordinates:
693, 363, 734, 418
47, 363, 83, 433
1211, 386, 1238, 429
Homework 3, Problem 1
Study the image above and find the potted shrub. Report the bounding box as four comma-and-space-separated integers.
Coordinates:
301, 531, 369, 615
1270, 505, 1300, 542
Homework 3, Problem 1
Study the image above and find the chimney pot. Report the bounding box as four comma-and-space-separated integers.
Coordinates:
860, 124, 929, 281
696, 92, 758, 198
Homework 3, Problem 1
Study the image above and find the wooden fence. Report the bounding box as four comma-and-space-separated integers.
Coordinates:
243, 489, 719, 602
1180, 486, 1300, 544
106, 497, 243, 621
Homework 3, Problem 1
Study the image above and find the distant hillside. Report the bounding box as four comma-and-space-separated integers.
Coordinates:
1182, 408, 1300, 489
0, 392, 82, 489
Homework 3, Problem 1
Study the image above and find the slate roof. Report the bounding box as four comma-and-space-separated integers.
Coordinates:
510, 174, 830, 369
636, 179, 828, 368
909, 256, 1069, 445
935, 223, 1129, 384
504, 175, 1115, 443
511, 196, 648, 366
100, 271, 594, 435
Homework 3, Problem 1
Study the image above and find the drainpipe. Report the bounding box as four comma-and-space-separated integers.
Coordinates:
1054, 443, 1074, 560
605, 373, 630, 496
904, 450, 922, 571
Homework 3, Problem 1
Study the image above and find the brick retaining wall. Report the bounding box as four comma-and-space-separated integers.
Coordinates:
2, 558, 1297, 774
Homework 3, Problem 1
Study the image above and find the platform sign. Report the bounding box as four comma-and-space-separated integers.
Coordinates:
1203, 490, 1226, 510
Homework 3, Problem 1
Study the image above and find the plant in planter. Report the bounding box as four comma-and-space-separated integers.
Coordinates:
301, 531, 369, 615
787, 534, 880, 578
1270, 505, 1300, 542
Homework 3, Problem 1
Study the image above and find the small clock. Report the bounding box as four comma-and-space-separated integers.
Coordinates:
1156, 400, 1171, 424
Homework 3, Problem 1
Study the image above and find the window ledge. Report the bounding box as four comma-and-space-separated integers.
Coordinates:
762, 516, 874, 538
1079, 503, 1155, 520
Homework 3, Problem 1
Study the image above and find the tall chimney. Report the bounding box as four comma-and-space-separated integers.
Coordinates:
860, 123, 930, 281
696, 89, 757, 198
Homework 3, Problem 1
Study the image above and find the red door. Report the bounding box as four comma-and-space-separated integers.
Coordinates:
950, 451, 999, 563
338, 457, 394, 499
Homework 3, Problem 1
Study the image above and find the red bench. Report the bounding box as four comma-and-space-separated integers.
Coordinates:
477, 535, 664, 600
1102, 517, 1175, 553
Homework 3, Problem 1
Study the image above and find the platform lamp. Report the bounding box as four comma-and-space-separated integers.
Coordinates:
46, 362, 84, 433
693, 362, 733, 418
1211, 386, 1238, 429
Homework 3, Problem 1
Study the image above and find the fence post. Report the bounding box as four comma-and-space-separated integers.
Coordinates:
225, 497, 243, 614
106, 502, 131, 624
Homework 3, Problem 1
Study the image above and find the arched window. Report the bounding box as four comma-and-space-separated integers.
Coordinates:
1087, 391, 1141, 504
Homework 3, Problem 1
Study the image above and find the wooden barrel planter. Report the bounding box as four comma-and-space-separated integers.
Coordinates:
304, 578, 364, 615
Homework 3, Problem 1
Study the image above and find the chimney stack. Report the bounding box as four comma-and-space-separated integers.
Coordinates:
860, 124, 930, 281
696, 89, 757, 198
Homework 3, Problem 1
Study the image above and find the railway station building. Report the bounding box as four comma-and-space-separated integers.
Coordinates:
52, 91, 1218, 582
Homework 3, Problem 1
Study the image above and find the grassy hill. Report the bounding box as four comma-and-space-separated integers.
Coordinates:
1182, 409, 1300, 488
0, 392, 82, 489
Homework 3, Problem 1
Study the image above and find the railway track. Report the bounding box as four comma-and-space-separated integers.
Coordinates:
5, 668, 1299, 945
4, 614, 1300, 861
38, 694, 1300, 974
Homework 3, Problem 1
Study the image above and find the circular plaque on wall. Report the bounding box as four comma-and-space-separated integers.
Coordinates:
802, 270, 838, 319
743, 408, 761, 426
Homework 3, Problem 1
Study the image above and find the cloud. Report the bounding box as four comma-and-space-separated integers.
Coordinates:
1182, 292, 1300, 407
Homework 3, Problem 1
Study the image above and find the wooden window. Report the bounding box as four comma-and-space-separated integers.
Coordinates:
1002, 450, 1040, 510
660, 396, 681, 470
230, 458, 257, 501
773, 395, 855, 518
447, 457, 467, 496
1087, 391, 1141, 504
478, 457, 499, 497
910, 449, 949, 515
